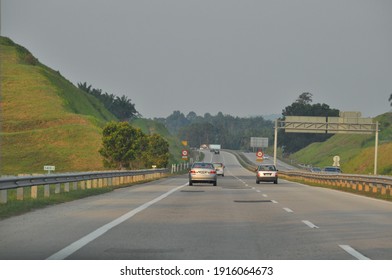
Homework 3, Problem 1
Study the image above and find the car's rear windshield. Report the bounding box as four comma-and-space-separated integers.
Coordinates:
193, 163, 213, 169
213, 163, 223, 167
258, 165, 276, 171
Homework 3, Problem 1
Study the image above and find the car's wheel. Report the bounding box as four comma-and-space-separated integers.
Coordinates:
256, 180, 260, 184
213, 181, 217, 186
274, 179, 278, 184
222, 174, 224, 177
189, 180, 193, 186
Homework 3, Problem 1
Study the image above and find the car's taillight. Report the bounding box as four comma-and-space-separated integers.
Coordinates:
210, 170, 216, 174
190, 170, 196, 174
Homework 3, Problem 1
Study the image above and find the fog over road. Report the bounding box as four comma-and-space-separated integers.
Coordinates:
1, 151, 392, 260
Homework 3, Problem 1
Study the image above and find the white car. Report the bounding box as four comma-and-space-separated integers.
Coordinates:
213, 162, 225, 176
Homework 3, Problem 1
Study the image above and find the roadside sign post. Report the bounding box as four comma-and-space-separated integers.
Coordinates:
256, 150, 264, 162
181, 150, 188, 161
44, 165, 55, 174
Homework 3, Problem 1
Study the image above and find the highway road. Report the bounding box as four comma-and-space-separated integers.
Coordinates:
1, 150, 392, 260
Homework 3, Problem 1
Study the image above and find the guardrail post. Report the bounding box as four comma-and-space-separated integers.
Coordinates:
17, 187, 24, 200
55, 183, 61, 194
31, 185, 38, 199
0, 190, 7, 204
44, 184, 50, 197
64, 182, 70, 192
80, 180, 86, 190
87, 180, 92, 189
72, 181, 78, 191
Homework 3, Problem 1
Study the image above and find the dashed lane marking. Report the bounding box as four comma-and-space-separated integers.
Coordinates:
339, 245, 370, 260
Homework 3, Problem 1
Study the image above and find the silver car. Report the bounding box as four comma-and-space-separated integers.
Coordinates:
256, 164, 278, 184
189, 162, 217, 186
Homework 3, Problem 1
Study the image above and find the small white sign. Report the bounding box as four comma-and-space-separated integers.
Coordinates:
44, 165, 55, 171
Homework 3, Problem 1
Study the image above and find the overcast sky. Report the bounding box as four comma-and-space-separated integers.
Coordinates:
1, 0, 391, 118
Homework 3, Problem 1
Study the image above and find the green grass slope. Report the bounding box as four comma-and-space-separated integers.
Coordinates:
290, 112, 392, 175
0, 36, 117, 174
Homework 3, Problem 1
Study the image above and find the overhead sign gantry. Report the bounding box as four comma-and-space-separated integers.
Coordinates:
273, 112, 379, 174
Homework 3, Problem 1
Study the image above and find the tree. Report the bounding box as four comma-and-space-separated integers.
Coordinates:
296, 92, 313, 105
389, 93, 392, 107
99, 122, 147, 169
279, 93, 340, 154
143, 134, 170, 168
77, 82, 140, 121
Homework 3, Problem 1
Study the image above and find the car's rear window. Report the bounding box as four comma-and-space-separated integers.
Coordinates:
258, 165, 276, 171
193, 163, 213, 169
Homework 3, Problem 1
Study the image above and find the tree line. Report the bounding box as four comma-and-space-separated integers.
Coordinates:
155, 111, 275, 151
78, 82, 140, 121
154, 93, 340, 155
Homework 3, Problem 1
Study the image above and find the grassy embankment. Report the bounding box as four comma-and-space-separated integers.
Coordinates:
1, 36, 117, 175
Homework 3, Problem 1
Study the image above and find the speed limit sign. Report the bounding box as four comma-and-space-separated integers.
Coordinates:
256, 150, 264, 162
182, 150, 188, 160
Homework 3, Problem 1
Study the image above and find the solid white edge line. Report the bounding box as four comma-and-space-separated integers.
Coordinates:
302, 220, 319, 229
46, 183, 187, 260
339, 245, 371, 260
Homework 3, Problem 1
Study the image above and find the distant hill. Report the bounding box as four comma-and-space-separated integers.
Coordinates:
290, 112, 392, 175
0, 36, 117, 174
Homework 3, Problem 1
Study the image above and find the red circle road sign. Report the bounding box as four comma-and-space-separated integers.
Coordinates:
182, 150, 188, 156
256, 151, 264, 158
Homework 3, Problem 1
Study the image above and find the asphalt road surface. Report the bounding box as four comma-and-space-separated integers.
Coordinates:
1, 150, 392, 260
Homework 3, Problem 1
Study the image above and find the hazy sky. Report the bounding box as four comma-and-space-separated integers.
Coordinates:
1, 0, 391, 118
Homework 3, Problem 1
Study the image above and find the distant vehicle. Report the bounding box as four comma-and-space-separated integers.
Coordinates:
189, 162, 217, 186
310, 167, 322, 172
263, 154, 270, 159
256, 164, 278, 184
323, 166, 342, 173
213, 162, 225, 176
209, 144, 221, 154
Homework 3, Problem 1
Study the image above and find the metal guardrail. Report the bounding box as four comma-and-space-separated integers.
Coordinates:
0, 168, 168, 204
279, 170, 392, 188
0, 169, 168, 191
227, 150, 392, 193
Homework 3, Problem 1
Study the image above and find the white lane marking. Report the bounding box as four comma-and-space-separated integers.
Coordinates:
339, 245, 370, 260
256, 190, 261, 193
271, 200, 278, 204
262, 194, 268, 197
283, 208, 294, 213
302, 220, 319, 229
46, 183, 187, 260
